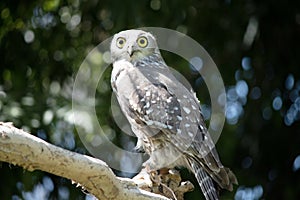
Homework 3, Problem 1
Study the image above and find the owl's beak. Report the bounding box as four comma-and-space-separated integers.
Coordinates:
127, 45, 133, 57
127, 45, 139, 57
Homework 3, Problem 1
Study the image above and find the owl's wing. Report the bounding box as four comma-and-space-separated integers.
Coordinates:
127, 70, 222, 166
128, 77, 237, 190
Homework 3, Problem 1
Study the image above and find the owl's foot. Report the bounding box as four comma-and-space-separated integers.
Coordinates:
134, 166, 194, 200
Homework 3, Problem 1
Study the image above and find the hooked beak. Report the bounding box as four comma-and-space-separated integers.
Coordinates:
127, 45, 137, 57
127, 45, 133, 57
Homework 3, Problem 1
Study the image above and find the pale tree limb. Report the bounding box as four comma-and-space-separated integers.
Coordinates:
0, 122, 170, 200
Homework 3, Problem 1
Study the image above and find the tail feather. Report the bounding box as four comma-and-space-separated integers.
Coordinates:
191, 161, 219, 200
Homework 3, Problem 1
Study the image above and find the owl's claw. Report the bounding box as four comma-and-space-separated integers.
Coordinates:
134, 166, 193, 200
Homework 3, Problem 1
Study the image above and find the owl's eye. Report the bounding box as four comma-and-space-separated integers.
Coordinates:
137, 36, 148, 48
116, 37, 126, 48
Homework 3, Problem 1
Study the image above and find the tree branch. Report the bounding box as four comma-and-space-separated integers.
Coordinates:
0, 122, 170, 200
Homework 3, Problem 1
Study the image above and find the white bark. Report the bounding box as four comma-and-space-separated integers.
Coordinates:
0, 122, 169, 200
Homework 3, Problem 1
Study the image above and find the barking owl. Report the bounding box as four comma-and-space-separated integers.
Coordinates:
110, 29, 237, 200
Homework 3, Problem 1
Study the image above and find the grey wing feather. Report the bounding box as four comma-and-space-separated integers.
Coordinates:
128, 70, 237, 191
129, 82, 181, 132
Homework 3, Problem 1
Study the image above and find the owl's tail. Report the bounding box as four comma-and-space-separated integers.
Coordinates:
190, 160, 219, 200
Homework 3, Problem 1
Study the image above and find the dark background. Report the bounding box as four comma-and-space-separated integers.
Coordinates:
1, 0, 300, 199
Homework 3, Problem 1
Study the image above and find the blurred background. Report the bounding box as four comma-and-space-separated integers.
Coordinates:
1, 0, 300, 199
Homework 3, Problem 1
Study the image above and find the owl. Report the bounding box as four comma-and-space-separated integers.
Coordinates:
110, 29, 237, 200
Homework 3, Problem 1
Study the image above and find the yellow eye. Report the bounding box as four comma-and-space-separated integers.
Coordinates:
116, 37, 126, 48
137, 36, 148, 48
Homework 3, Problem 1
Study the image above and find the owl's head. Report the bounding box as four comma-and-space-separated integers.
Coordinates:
110, 29, 160, 63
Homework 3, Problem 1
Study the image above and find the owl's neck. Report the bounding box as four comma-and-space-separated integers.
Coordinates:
131, 52, 168, 70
